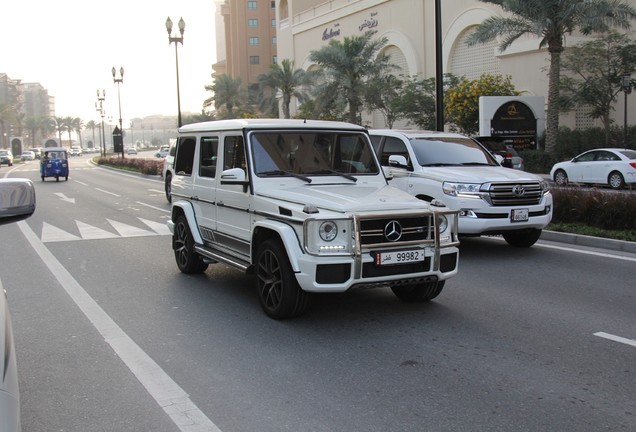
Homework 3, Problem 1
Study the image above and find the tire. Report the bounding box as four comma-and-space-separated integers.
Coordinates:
391, 280, 445, 302
608, 171, 624, 190
55, 175, 59, 182
255, 239, 310, 319
173, 215, 208, 274
502, 228, 542, 247
553, 169, 568, 186
165, 172, 172, 203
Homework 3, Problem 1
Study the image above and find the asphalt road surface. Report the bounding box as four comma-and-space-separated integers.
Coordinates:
1, 156, 634, 432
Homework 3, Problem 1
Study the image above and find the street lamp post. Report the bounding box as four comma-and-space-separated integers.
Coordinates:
112, 67, 125, 157
621, 71, 632, 147
166, 17, 185, 128
95, 89, 106, 157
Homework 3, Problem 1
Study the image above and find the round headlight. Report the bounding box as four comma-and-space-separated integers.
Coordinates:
437, 214, 448, 232
319, 221, 338, 242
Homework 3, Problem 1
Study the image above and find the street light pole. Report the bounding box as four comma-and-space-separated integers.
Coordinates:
621, 71, 632, 147
112, 67, 125, 157
166, 17, 185, 128
95, 89, 106, 157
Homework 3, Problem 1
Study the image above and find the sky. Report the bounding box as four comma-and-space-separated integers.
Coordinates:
4, 0, 217, 124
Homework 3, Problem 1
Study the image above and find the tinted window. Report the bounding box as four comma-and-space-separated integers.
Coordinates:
174, 137, 196, 176
199, 137, 218, 178
409, 137, 497, 166
224, 135, 246, 170
575, 151, 596, 162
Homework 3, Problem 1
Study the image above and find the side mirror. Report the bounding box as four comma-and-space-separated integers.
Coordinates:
0, 178, 36, 225
382, 166, 394, 180
388, 155, 408, 169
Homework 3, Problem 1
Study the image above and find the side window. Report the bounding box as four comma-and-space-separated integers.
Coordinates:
381, 137, 412, 169
223, 135, 246, 170
174, 137, 196, 176
199, 136, 219, 178
370, 135, 382, 154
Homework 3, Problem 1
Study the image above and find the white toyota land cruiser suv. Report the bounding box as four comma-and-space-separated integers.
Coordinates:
168, 119, 460, 319
369, 130, 552, 248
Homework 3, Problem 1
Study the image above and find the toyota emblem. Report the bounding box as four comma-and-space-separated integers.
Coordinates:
384, 220, 403, 242
512, 185, 525, 196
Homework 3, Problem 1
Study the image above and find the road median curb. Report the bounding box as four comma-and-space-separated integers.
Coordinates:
541, 230, 636, 253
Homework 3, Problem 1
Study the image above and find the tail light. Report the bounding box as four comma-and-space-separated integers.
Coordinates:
630, 162, 636, 169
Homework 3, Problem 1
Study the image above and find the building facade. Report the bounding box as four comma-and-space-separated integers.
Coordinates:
274, 0, 635, 130
213, 0, 279, 103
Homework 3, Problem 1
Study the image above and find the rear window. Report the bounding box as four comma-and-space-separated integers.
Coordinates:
619, 150, 636, 160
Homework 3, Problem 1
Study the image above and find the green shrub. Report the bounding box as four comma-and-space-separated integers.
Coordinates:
551, 187, 636, 231
96, 156, 163, 176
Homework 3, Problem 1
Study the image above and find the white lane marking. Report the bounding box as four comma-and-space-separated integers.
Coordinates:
536, 243, 636, 262
41, 222, 82, 242
95, 188, 120, 197
18, 220, 222, 432
76, 221, 119, 239
54, 192, 76, 204
148, 189, 165, 194
594, 332, 636, 348
107, 219, 157, 237
139, 217, 172, 235
136, 201, 171, 213
74, 180, 89, 186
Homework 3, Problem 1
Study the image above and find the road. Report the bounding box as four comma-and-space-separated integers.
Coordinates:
1, 155, 634, 432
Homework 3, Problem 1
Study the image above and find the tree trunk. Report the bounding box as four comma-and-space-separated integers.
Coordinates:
545, 49, 562, 154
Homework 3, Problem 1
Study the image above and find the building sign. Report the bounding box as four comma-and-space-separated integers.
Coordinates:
322, 24, 341, 41
359, 12, 378, 32
490, 101, 537, 138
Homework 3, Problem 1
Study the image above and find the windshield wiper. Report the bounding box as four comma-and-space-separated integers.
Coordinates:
460, 162, 492, 166
307, 169, 357, 182
420, 163, 460, 167
260, 170, 312, 183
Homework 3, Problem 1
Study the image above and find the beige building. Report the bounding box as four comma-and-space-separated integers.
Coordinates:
213, 0, 278, 102
275, 0, 636, 130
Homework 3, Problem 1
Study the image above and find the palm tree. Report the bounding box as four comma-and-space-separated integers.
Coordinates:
63, 116, 75, 147
72, 117, 84, 148
53, 116, 66, 147
85, 120, 97, 148
468, 0, 636, 153
204, 74, 246, 119
309, 30, 393, 124
257, 59, 313, 119
0, 103, 15, 148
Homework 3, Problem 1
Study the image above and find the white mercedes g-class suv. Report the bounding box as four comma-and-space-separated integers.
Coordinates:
168, 119, 460, 319
369, 130, 553, 248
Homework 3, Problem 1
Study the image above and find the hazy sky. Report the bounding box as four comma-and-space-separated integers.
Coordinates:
4, 0, 217, 124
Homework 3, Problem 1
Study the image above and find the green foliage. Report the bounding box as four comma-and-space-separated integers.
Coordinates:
551, 187, 636, 231
445, 74, 518, 135
96, 156, 163, 175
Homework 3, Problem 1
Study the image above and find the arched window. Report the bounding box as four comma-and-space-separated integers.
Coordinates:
450, 26, 501, 80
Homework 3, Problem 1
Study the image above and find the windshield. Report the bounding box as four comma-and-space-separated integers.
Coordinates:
410, 137, 498, 167
250, 131, 379, 177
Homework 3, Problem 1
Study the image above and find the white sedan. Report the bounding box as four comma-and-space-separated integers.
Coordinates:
550, 148, 636, 189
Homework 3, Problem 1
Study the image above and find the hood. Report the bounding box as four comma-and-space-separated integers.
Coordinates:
257, 183, 429, 213
414, 165, 542, 183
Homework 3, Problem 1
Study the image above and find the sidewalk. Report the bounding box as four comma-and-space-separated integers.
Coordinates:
540, 230, 636, 254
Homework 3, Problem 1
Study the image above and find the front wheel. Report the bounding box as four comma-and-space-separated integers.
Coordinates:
502, 228, 542, 247
255, 240, 310, 319
608, 171, 624, 190
391, 280, 445, 302
173, 215, 208, 274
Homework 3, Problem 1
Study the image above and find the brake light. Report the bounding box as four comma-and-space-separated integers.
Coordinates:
630, 162, 636, 169
506, 152, 513, 158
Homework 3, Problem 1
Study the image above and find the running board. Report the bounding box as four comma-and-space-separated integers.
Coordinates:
194, 244, 250, 272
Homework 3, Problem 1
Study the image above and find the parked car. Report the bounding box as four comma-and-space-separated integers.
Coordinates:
369, 129, 552, 247
474, 136, 525, 170
155, 145, 170, 158
162, 142, 177, 202
550, 148, 636, 189
20, 151, 35, 161
0, 150, 14, 166
29, 148, 42, 159
0, 177, 36, 432
127, 147, 138, 155
69, 146, 82, 156
169, 119, 459, 319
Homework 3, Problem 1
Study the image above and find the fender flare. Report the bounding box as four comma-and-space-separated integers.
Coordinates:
171, 199, 204, 245
253, 219, 304, 272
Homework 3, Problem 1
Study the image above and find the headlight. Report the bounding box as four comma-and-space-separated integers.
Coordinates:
437, 214, 448, 233
319, 221, 338, 242
442, 181, 484, 198
305, 219, 353, 255
540, 180, 550, 193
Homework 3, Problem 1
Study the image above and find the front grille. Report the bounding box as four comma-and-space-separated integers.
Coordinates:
358, 215, 433, 247
488, 182, 543, 206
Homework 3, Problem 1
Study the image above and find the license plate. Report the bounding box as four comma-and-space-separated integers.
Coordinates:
511, 208, 529, 222
375, 250, 424, 266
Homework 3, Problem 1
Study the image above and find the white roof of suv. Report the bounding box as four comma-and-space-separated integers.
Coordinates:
178, 118, 367, 133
